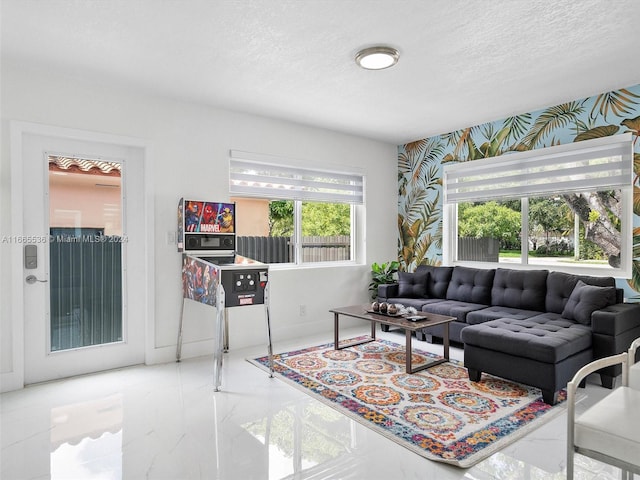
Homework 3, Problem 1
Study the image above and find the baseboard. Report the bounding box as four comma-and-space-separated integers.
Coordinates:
1, 370, 24, 393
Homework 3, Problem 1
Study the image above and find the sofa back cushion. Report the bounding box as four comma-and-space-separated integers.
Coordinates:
397, 271, 429, 298
545, 271, 617, 314
446, 266, 495, 304
415, 265, 453, 299
491, 268, 548, 311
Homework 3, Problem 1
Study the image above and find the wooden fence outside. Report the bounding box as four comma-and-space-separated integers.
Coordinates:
458, 237, 500, 262
236, 235, 350, 263
49, 236, 123, 351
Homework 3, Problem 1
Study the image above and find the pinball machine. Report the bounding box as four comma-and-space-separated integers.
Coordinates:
175, 198, 273, 390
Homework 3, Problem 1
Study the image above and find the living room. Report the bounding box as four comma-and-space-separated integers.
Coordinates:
2, 1, 639, 479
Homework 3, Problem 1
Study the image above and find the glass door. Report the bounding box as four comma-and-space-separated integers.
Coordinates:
48, 156, 124, 351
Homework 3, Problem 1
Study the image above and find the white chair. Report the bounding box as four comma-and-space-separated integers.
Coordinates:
567, 337, 640, 479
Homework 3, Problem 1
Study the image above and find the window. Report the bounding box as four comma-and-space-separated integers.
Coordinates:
229, 151, 364, 265
443, 134, 633, 277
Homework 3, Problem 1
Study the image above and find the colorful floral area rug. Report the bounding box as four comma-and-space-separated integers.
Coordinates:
249, 338, 567, 468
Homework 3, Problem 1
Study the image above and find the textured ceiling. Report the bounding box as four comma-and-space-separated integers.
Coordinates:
2, 0, 640, 144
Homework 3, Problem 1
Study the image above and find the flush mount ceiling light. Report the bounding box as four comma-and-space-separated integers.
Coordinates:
355, 46, 399, 70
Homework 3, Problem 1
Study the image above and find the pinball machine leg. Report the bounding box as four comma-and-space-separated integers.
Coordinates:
223, 307, 230, 353
265, 281, 274, 378
213, 285, 226, 392
176, 297, 186, 362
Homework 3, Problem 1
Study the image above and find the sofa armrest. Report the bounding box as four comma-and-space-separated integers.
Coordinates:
378, 283, 398, 300
591, 303, 640, 336
590, 303, 640, 385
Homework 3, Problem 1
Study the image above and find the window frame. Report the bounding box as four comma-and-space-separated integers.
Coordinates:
229, 151, 363, 268
443, 134, 634, 278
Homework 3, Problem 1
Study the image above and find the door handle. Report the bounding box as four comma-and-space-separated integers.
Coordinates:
25, 275, 47, 284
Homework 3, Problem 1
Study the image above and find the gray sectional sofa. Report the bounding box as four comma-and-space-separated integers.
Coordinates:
377, 265, 640, 404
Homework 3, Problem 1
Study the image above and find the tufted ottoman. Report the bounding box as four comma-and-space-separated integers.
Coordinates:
461, 316, 593, 405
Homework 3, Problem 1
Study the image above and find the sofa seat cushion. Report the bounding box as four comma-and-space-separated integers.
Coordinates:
422, 300, 487, 323
466, 306, 542, 325
524, 311, 564, 323
461, 317, 592, 363
386, 297, 444, 310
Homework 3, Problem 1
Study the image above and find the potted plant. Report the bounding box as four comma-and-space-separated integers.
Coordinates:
368, 260, 400, 299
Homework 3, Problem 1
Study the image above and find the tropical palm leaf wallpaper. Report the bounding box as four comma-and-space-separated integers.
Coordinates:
397, 83, 640, 292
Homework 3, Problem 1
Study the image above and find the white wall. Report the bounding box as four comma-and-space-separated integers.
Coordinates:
0, 60, 398, 389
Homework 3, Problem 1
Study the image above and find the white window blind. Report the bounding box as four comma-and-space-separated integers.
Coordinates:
444, 133, 633, 204
229, 150, 365, 204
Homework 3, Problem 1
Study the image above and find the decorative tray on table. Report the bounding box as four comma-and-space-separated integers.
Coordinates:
366, 309, 427, 322
366, 309, 403, 317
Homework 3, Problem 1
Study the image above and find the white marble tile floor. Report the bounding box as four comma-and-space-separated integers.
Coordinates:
1, 327, 633, 479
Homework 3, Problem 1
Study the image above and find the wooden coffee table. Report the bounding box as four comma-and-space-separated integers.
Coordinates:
329, 305, 455, 374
